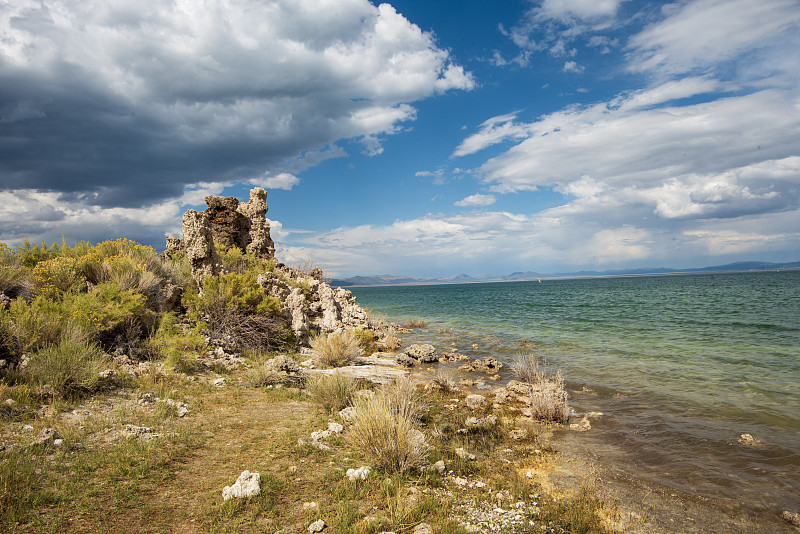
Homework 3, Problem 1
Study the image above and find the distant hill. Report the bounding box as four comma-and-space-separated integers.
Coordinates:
329, 260, 800, 287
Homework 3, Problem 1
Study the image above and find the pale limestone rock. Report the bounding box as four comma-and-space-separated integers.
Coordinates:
465, 415, 497, 429
222, 470, 261, 501
345, 466, 371, 481
285, 288, 311, 341
308, 519, 326, 532
182, 209, 221, 286
328, 422, 344, 434
338, 406, 358, 423
236, 187, 275, 258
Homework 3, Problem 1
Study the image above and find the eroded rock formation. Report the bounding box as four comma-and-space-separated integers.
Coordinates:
170, 187, 374, 345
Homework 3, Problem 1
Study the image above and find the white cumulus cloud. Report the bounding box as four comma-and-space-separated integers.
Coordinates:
454, 194, 497, 207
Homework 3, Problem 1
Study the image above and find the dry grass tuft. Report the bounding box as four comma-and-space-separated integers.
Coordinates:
380, 333, 402, 351
346, 378, 428, 473
310, 330, 363, 368
512, 353, 569, 423
430, 372, 457, 393
404, 318, 427, 328
305, 371, 359, 413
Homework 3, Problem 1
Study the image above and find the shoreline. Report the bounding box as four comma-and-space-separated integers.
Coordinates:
385, 320, 800, 534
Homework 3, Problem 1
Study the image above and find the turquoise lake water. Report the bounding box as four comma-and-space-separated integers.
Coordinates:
349, 271, 800, 518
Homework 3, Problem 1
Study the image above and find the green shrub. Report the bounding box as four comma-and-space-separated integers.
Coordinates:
147, 313, 205, 372
22, 338, 108, 399
310, 330, 363, 368
1, 297, 82, 355
187, 271, 281, 318
32, 256, 84, 298
305, 371, 359, 413
64, 281, 152, 345
353, 328, 379, 355
14, 237, 56, 268
346, 378, 429, 473
2, 281, 152, 355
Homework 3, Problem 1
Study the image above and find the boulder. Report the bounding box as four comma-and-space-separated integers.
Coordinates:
345, 466, 371, 481
395, 354, 415, 367
222, 470, 262, 501
404, 344, 438, 363
308, 519, 326, 533
267, 355, 301, 373
465, 415, 498, 429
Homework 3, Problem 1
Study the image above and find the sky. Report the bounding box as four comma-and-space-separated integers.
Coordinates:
1, 0, 799, 278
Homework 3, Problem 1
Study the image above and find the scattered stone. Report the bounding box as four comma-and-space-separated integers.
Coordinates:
266, 355, 301, 373
570, 416, 591, 432
395, 354, 415, 367
453, 477, 468, 487
3, 398, 16, 407
98, 369, 115, 380
303, 501, 319, 510
165, 399, 189, 417
412, 523, 432, 534
308, 519, 326, 533
509, 429, 528, 440
32, 428, 60, 447
455, 448, 476, 461
126, 425, 152, 434
339, 406, 358, 423
346, 466, 371, 481
222, 470, 261, 501
459, 357, 503, 373
505, 380, 533, 396
328, 422, 344, 434
22, 424, 33, 432
465, 394, 487, 409
465, 415, 497, 429
298, 436, 330, 451
53, 439, 64, 448
738, 433, 762, 446
212, 377, 227, 387
782, 510, 800, 527
288, 466, 298, 474
442, 350, 469, 362
426, 459, 446, 474
404, 344, 439, 363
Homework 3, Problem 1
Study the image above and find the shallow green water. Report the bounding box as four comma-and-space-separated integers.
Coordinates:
350, 271, 800, 514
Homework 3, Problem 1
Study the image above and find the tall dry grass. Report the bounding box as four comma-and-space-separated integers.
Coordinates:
310, 330, 363, 368
512, 353, 569, 423
346, 378, 428, 473
305, 371, 359, 413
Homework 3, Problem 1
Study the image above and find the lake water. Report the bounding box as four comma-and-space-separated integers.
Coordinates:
349, 271, 800, 529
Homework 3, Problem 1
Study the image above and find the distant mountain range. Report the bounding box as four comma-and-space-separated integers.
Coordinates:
330, 260, 800, 287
